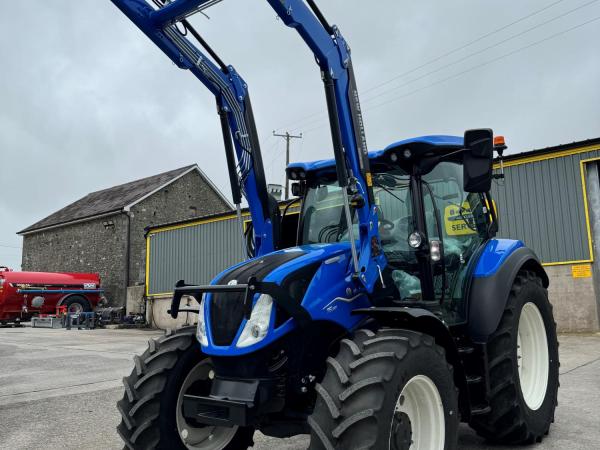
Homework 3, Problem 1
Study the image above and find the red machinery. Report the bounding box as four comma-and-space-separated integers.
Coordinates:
0, 266, 105, 324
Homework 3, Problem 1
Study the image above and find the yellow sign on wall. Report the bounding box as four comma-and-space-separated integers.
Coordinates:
571, 264, 592, 278
444, 202, 476, 236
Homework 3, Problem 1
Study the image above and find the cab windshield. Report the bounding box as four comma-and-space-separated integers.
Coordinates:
300, 168, 412, 246
300, 162, 490, 325
300, 182, 357, 244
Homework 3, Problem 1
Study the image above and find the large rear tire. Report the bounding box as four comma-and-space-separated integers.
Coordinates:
308, 328, 458, 450
117, 326, 255, 450
469, 271, 559, 444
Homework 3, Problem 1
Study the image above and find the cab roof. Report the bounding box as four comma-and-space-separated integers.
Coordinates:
287, 135, 464, 175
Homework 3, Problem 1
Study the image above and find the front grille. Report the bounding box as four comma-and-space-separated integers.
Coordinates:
210, 251, 305, 346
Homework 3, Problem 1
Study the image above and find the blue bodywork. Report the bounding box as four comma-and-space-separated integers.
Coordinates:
473, 239, 525, 278
288, 135, 464, 174
202, 244, 369, 356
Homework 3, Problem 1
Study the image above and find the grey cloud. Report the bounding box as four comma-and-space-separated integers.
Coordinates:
1, 0, 598, 268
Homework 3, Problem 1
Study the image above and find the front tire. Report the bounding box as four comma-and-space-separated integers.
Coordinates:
469, 271, 559, 444
117, 326, 255, 450
308, 328, 458, 450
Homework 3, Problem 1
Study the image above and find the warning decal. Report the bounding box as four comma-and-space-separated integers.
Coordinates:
571, 264, 592, 278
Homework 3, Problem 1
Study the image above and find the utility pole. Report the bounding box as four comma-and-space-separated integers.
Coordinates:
273, 131, 303, 199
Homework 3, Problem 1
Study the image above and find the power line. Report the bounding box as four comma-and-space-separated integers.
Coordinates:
273, 0, 577, 132
0, 243, 20, 249
302, 15, 600, 133
361, 0, 571, 96
264, 138, 285, 174
359, 0, 598, 106
366, 16, 600, 112
294, 0, 599, 133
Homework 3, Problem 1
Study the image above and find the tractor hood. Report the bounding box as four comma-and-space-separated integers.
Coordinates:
211, 243, 352, 286
207, 244, 352, 347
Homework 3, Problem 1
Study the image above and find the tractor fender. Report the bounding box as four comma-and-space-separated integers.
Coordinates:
352, 306, 460, 368
468, 243, 548, 343
353, 306, 451, 335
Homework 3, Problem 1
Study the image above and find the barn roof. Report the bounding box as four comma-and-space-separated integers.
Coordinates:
19, 165, 232, 235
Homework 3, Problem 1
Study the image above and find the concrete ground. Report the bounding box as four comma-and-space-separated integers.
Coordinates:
0, 327, 598, 450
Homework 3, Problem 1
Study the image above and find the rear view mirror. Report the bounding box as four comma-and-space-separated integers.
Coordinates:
463, 128, 494, 193
291, 182, 304, 197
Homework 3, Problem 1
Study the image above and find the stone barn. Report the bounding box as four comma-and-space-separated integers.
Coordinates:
18, 164, 232, 306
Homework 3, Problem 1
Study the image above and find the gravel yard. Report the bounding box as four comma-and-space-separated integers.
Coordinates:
0, 327, 598, 450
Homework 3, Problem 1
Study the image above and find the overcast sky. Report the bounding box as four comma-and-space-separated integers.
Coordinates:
1, 0, 599, 269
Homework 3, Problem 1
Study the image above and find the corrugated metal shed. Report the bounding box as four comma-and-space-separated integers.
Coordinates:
492, 144, 600, 264
146, 207, 299, 296
147, 216, 247, 295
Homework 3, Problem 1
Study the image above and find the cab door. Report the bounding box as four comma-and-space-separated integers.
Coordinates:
421, 161, 491, 324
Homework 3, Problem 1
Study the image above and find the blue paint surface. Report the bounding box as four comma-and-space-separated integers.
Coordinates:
473, 239, 524, 277
288, 135, 463, 173
383, 135, 464, 151
202, 243, 369, 356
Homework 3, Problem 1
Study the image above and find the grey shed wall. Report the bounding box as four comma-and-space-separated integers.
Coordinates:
147, 217, 247, 295
147, 208, 300, 296
491, 148, 600, 264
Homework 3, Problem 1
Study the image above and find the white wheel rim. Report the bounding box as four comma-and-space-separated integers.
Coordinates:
390, 375, 445, 450
517, 302, 549, 410
176, 360, 238, 450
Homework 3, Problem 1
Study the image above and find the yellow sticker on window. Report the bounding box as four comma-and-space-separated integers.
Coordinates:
444, 202, 477, 236
572, 264, 592, 278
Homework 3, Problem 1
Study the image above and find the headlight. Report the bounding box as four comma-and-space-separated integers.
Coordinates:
196, 295, 208, 346
236, 294, 273, 348
408, 231, 423, 248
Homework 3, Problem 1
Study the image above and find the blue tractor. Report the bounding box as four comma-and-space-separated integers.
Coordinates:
110, 1, 559, 449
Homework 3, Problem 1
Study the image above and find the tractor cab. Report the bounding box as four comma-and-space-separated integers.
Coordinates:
288, 134, 497, 325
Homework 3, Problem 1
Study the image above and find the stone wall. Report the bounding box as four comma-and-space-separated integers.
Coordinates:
22, 213, 128, 305
546, 264, 599, 333
128, 170, 231, 286
21, 169, 231, 308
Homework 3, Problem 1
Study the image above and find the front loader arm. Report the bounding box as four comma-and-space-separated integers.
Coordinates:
267, 0, 385, 290
110, 0, 385, 289
111, 0, 276, 256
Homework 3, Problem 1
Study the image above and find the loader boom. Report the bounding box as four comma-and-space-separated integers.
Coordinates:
111, 0, 275, 256
110, 0, 385, 289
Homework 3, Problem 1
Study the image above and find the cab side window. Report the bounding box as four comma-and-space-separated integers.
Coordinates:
423, 162, 488, 324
